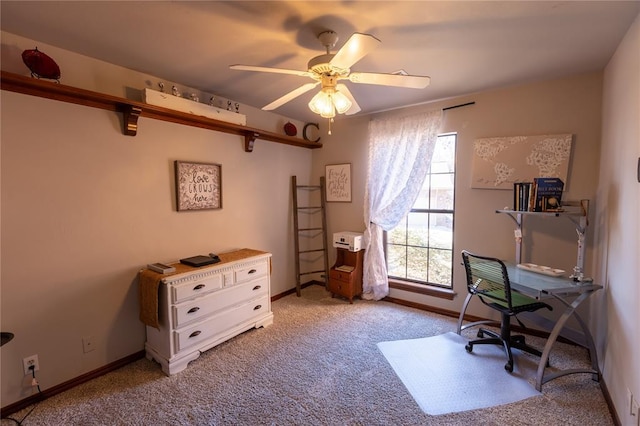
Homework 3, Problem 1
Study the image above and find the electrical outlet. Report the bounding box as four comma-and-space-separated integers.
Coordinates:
82, 336, 96, 353
22, 354, 39, 375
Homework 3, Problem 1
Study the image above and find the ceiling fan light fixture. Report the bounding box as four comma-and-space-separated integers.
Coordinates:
308, 90, 335, 118
308, 88, 352, 119
332, 90, 352, 114
231, 30, 427, 130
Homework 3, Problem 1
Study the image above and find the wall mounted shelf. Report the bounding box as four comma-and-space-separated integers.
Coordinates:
496, 199, 591, 282
0, 71, 322, 153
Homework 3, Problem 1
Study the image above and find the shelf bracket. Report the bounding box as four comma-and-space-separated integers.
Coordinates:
244, 132, 259, 152
496, 205, 592, 282
499, 211, 524, 264
123, 105, 142, 136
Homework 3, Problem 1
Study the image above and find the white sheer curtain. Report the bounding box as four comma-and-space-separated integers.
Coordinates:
362, 110, 443, 300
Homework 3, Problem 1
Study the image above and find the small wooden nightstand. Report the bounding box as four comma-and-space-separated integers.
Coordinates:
328, 248, 364, 303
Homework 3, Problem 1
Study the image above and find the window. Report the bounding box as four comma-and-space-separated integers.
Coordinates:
385, 133, 456, 288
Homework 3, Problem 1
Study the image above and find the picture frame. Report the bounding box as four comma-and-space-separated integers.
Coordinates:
325, 163, 352, 202
470, 134, 573, 189
174, 161, 222, 211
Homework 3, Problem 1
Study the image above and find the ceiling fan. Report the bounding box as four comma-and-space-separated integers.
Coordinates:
230, 30, 430, 121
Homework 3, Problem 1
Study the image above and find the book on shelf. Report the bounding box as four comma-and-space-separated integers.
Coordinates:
533, 177, 564, 212
513, 178, 565, 212
513, 182, 534, 211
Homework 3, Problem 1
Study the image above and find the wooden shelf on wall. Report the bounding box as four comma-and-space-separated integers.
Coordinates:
0, 71, 322, 152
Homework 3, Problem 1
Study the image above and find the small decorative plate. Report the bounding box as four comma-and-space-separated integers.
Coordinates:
22, 47, 61, 81
284, 122, 297, 136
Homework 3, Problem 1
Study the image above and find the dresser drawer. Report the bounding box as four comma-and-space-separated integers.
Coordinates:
172, 277, 268, 327
329, 268, 352, 282
174, 294, 270, 352
235, 261, 268, 284
171, 274, 223, 303
328, 279, 351, 295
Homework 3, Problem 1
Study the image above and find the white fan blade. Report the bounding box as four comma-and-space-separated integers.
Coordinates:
336, 84, 361, 115
348, 72, 430, 89
263, 82, 320, 111
330, 33, 381, 70
230, 64, 314, 78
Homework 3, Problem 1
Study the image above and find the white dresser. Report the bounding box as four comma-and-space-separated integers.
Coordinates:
142, 249, 273, 375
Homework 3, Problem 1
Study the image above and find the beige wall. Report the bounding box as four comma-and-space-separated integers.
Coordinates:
1, 34, 312, 406
312, 16, 639, 420
2, 16, 638, 420
314, 71, 602, 322
0, 31, 305, 134
598, 13, 640, 424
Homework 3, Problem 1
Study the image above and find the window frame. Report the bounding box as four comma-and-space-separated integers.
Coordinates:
384, 133, 457, 294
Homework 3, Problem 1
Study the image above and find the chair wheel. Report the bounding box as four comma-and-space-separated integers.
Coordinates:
504, 362, 513, 372
465, 343, 473, 353
477, 330, 484, 338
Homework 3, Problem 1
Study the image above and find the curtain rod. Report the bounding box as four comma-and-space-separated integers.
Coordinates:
442, 101, 475, 111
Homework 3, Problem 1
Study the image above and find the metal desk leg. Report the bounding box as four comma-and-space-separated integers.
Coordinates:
569, 306, 600, 382
535, 290, 600, 391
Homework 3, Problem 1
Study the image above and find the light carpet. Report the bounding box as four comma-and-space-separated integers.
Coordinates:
3, 286, 613, 425
378, 331, 541, 415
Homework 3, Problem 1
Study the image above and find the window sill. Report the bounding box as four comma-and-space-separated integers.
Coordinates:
388, 279, 456, 300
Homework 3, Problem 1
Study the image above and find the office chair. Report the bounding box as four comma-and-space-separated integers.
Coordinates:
461, 250, 552, 372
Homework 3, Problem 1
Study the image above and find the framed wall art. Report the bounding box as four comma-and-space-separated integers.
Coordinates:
325, 163, 352, 202
174, 161, 222, 211
470, 134, 573, 189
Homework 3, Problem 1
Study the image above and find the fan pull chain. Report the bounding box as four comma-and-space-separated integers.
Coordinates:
328, 118, 333, 135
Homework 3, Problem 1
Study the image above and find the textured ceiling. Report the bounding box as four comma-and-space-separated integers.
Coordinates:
2, 1, 638, 122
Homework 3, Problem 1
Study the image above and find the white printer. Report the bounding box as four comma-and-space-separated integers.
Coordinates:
333, 231, 364, 252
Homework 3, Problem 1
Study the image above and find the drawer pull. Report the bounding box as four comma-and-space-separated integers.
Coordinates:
248, 269, 257, 274
193, 284, 205, 290
187, 307, 200, 314
189, 331, 201, 338
253, 285, 262, 291
254, 304, 262, 311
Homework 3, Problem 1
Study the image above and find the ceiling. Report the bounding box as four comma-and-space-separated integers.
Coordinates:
2, 1, 639, 123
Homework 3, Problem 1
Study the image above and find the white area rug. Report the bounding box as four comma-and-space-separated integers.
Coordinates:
377, 332, 541, 415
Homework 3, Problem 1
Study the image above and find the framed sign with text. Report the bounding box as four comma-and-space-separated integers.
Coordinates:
325, 163, 352, 202
174, 161, 222, 211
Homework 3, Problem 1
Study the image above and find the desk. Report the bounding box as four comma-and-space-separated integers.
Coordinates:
456, 264, 602, 391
